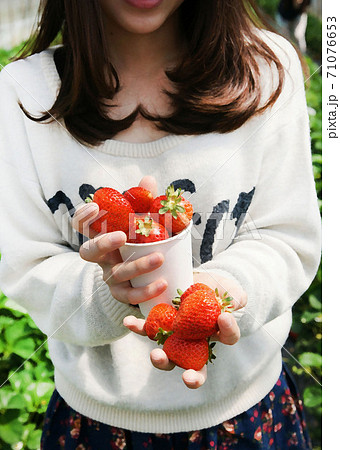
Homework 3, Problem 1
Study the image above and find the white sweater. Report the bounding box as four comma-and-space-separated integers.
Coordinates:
0, 31, 321, 433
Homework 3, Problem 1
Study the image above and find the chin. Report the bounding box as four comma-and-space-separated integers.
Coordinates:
116, 14, 168, 34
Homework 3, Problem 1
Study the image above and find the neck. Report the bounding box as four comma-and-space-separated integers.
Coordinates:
103, 11, 184, 77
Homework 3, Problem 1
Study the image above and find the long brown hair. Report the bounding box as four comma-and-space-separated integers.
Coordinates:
17, 0, 286, 147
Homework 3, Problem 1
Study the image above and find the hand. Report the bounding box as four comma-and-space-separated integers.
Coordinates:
72, 176, 168, 305
124, 272, 247, 388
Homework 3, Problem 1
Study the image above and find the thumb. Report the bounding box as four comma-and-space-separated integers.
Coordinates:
216, 313, 241, 345
139, 175, 157, 198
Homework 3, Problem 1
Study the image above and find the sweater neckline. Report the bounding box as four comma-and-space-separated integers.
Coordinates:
39, 46, 193, 158
100, 134, 192, 157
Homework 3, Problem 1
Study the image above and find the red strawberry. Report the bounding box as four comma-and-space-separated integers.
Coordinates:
178, 283, 215, 305
173, 286, 234, 339
173, 289, 220, 340
143, 303, 177, 341
163, 334, 209, 371
123, 187, 154, 213
128, 215, 169, 243
150, 185, 193, 235
86, 187, 134, 235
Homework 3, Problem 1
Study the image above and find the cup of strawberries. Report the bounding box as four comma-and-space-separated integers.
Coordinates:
86, 184, 194, 317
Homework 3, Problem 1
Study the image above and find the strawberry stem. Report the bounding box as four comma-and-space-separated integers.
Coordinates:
172, 298, 181, 307
158, 185, 185, 218
135, 216, 154, 237
207, 339, 216, 364
85, 194, 94, 203
172, 289, 184, 308
155, 328, 174, 345
215, 289, 235, 313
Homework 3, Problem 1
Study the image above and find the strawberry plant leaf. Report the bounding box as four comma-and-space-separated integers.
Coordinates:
4, 320, 32, 345
9, 369, 33, 392
298, 352, 322, 368
309, 294, 321, 310
36, 381, 54, 398
0, 419, 24, 445
0, 387, 16, 409
6, 394, 27, 410
3, 298, 28, 315
300, 311, 321, 323
12, 338, 36, 359
0, 410, 24, 445
303, 386, 322, 408
27, 428, 42, 449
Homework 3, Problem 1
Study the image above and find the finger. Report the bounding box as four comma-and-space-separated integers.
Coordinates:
138, 175, 157, 198
192, 272, 247, 312
71, 203, 99, 238
123, 316, 147, 336
110, 252, 164, 283
215, 284, 247, 313
229, 291, 247, 312
182, 366, 207, 389
213, 313, 241, 345
116, 278, 168, 305
79, 231, 126, 263
150, 348, 176, 371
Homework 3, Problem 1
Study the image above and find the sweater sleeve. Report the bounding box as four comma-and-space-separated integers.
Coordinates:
194, 36, 321, 337
0, 66, 142, 347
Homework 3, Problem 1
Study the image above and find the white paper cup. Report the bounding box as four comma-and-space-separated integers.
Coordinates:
119, 221, 193, 317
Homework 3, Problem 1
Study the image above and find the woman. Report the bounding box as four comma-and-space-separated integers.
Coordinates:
0, 0, 320, 448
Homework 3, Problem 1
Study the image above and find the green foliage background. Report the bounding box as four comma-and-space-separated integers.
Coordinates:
0, 6, 322, 449
256, 2, 322, 449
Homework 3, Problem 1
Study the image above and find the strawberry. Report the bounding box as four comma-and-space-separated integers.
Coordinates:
123, 187, 154, 213
143, 303, 177, 342
172, 286, 234, 340
174, 283, 215, 306
163, 334, 210, 371
150, 185, 193, 235
128, 215, 169, 243
173, 289, 221, 340
86, 187, 134, 235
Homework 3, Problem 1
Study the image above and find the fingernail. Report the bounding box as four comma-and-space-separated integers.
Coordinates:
123, 316, 133, 327
83, 203, 98, 213
157, 280, 167, 290
152, 354, 163, 363
82, 239, 90, 251
109, 231, 126, 245
222, 313, 233, 327
149, 254, 161, 266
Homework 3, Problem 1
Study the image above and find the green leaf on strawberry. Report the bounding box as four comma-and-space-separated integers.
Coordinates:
159, 186, 186, 218
150, 185, 193, 235
154, 328, 174, 346
135, 216, 154, 237
215, 289, 234, 313
208, 340, 217, 364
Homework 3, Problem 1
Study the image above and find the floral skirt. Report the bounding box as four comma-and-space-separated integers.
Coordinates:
40, 363, 312, 450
